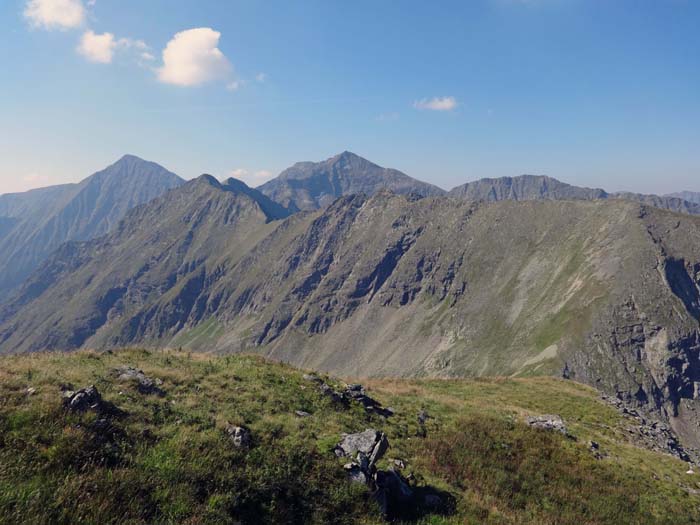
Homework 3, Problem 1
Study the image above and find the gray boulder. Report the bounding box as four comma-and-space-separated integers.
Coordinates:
226, 424, 252, 448
62, 385, 103, 412
335, 429, 388, 463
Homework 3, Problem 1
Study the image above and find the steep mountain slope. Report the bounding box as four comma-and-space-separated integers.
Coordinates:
0, 175, 288, 352
257, 151, 445, 212
0, 183, 78, 220
448, 174, 700, 215
2, 187, 700, 447
0, 155, 183, 296
668, 191, 700, 205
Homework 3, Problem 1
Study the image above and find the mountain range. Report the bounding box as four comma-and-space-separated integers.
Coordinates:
1, 152, 700, 450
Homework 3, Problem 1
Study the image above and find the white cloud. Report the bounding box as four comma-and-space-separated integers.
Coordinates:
226, 80, 244, 91
24, 0, 86, 30
228, 168, 275, 186
255, 72, 267, 83
77, 30, 115, 63
76, 32, 154, 66
413, 96, 458, 111
157, 28, 232, 87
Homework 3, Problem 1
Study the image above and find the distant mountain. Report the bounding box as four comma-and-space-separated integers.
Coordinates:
448, 174, 607, 202
258, 151, 445, 212
448, 174, 700, 215
0, 155, 183, 297
667, 191, 700, 205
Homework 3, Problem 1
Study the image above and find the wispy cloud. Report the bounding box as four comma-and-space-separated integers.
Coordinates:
157, 27, 233, 87
24, 0, 86, 30
76, 31, 153, 65
413, 96, 458, 111
255, 72, 267, 83
228, 168, 275, 186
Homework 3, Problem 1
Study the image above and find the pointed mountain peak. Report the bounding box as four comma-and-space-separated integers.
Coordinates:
328, 150, 377, 168
193, 174, 222, 188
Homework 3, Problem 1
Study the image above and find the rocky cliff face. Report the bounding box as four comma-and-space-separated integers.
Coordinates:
0, 155, 183, 297
257, 151, 445, 212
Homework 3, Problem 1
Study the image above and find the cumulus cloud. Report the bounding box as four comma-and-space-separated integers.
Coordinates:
157, 28, 232, 87
77, 30, 115, 63
24, 0, 86, 30
413, 96, 458, 111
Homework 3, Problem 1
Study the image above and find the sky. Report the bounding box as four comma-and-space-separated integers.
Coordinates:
1, 0, 699, 195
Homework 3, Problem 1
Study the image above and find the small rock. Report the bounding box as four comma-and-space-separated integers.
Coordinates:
226, 424, 252, 448
319, 383, 346, 404
344, 462, 368, 484
303, 373, 322, 383
115, 366, 164, 396
343, 383, 394, 417
526, 414, 570, 436
418, 410, 430, 426
25, 387, 36, 396
295, 410, 311, 418
687, 469, 695, 475
393, 459, 406, 469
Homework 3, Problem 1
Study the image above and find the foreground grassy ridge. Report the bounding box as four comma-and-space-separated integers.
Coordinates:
0, 350, 698, 524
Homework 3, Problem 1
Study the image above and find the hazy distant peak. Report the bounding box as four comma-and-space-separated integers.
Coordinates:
258, 151, 445, 212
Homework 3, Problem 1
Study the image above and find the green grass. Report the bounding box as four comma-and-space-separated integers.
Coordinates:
0, 349, 699, 524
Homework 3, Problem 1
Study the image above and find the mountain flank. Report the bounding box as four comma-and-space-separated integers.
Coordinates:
0, 155, 183, 297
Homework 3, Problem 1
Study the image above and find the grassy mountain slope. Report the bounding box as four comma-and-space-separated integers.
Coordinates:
0, 155, 183, 297
1, 348, 699, 525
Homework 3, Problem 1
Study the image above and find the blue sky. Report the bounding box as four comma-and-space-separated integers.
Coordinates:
1, 0, 698, 195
